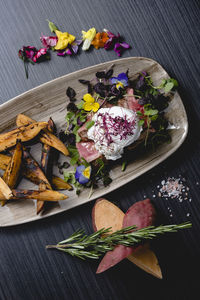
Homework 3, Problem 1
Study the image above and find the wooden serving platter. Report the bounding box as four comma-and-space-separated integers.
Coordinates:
0, 57, 188, 226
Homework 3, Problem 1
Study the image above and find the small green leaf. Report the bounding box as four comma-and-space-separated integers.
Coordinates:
85, 120, 95, 130
137, 110, 143, 116
144, 109, 158, 116
151, 114, 158, 121
138, 119, 145, 126
47, 19, 58, 33
77, 101, 84, 109
164, 82, 174, 93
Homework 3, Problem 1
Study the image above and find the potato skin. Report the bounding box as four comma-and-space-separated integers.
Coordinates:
0, 122, 48, 152
16, 114, 69, 156
1, 142, 22, 206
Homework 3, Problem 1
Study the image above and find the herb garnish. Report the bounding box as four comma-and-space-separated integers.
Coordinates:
46, 222, 192, 260
63, 69, 178, 194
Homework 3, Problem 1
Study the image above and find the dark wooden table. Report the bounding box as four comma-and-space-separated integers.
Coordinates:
0, 0, 200, 299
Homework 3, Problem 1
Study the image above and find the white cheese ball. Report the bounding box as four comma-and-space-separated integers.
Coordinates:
87, 106, 142, 160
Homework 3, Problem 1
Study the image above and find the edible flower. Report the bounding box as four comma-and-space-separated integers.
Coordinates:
18, 46, 37, 62
110, 72, 129, 89
82, 27, 96, 50
32, 48, 50, 63
91, 32, 109, 49
57, 40, 82, 56
83, 93, 100, 112
18, 46, 50, 78
40, 34, 58, 48
113, 42, 130, 57
75, 165, 91, 184
54, 30, 75, 50
103, 29, 130, 56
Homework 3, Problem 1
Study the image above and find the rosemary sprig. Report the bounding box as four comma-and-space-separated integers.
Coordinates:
46, 222, 192, 260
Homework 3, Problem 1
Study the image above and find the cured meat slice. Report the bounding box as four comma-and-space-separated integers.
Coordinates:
76, 141, 101, 162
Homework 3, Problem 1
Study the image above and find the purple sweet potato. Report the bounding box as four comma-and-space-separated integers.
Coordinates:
96, 199, 156, 274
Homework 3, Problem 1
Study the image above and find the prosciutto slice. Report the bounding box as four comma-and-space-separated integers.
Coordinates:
118, 88, 142, 112
96, 199, 156, 274
76, 141, 101, 162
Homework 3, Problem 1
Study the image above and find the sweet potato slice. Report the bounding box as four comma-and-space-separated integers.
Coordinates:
0, 154, 72, 191
10, 189, 68, 201
22, 148, 51, 190
52, 176, 73, 191
37, 118, 55, 214
0, 177, 13, 200
1, 142, 22, 206
0, 122, 48, 152
94, 198, 162, 278
92, 198, 124, 233
16, 114, 69, 156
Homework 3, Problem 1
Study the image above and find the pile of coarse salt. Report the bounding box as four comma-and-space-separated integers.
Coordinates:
158, 176, 191, 202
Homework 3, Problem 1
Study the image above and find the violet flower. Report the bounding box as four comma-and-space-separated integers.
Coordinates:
75, 165, 91, 184
103, 29, 130, 56
57, 40, 82, 56
110, 72, 129, 88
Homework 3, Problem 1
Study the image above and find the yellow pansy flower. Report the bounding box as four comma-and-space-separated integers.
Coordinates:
83, 93, 100, 112
82, 27, 96, 51
55, 30, 75, 50
82, 166, 91, 179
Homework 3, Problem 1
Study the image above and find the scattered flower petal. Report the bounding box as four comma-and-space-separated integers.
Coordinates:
82, 27, 96, 50
18, 46, 37, 62
40, 34, 58, 48
55, 30, 75, 50
91, 32, 109, 49
103, 29, 130, 56
33, 48, 50, 63
114, 42, 130, 57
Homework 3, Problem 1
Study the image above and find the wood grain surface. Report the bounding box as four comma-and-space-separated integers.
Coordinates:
0, 0, 200, 299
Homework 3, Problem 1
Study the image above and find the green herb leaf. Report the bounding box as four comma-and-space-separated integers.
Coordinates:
144, 109, 158, 116
85, 120, 95, 130
138, 119, 145, 126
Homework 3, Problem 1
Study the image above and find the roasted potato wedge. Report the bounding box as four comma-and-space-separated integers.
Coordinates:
1, 142, 22, 206
22, 147, 52, 190
16, 114, 69, 156
52, 176, 73, 190
0, 153, 72, 191
0, 177, 13, 200
37, 118, 54, 214
0, 122, 48, 152
11, 189, 68, 201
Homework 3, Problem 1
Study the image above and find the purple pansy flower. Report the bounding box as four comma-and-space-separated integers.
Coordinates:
104, 30, 130, 56
57, 40, 82, 56
110, 72, 129, 88
40, 34, 58, 48
75, 165, 91, 184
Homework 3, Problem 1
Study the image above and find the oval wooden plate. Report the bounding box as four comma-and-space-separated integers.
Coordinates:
0, 57, 188, 226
